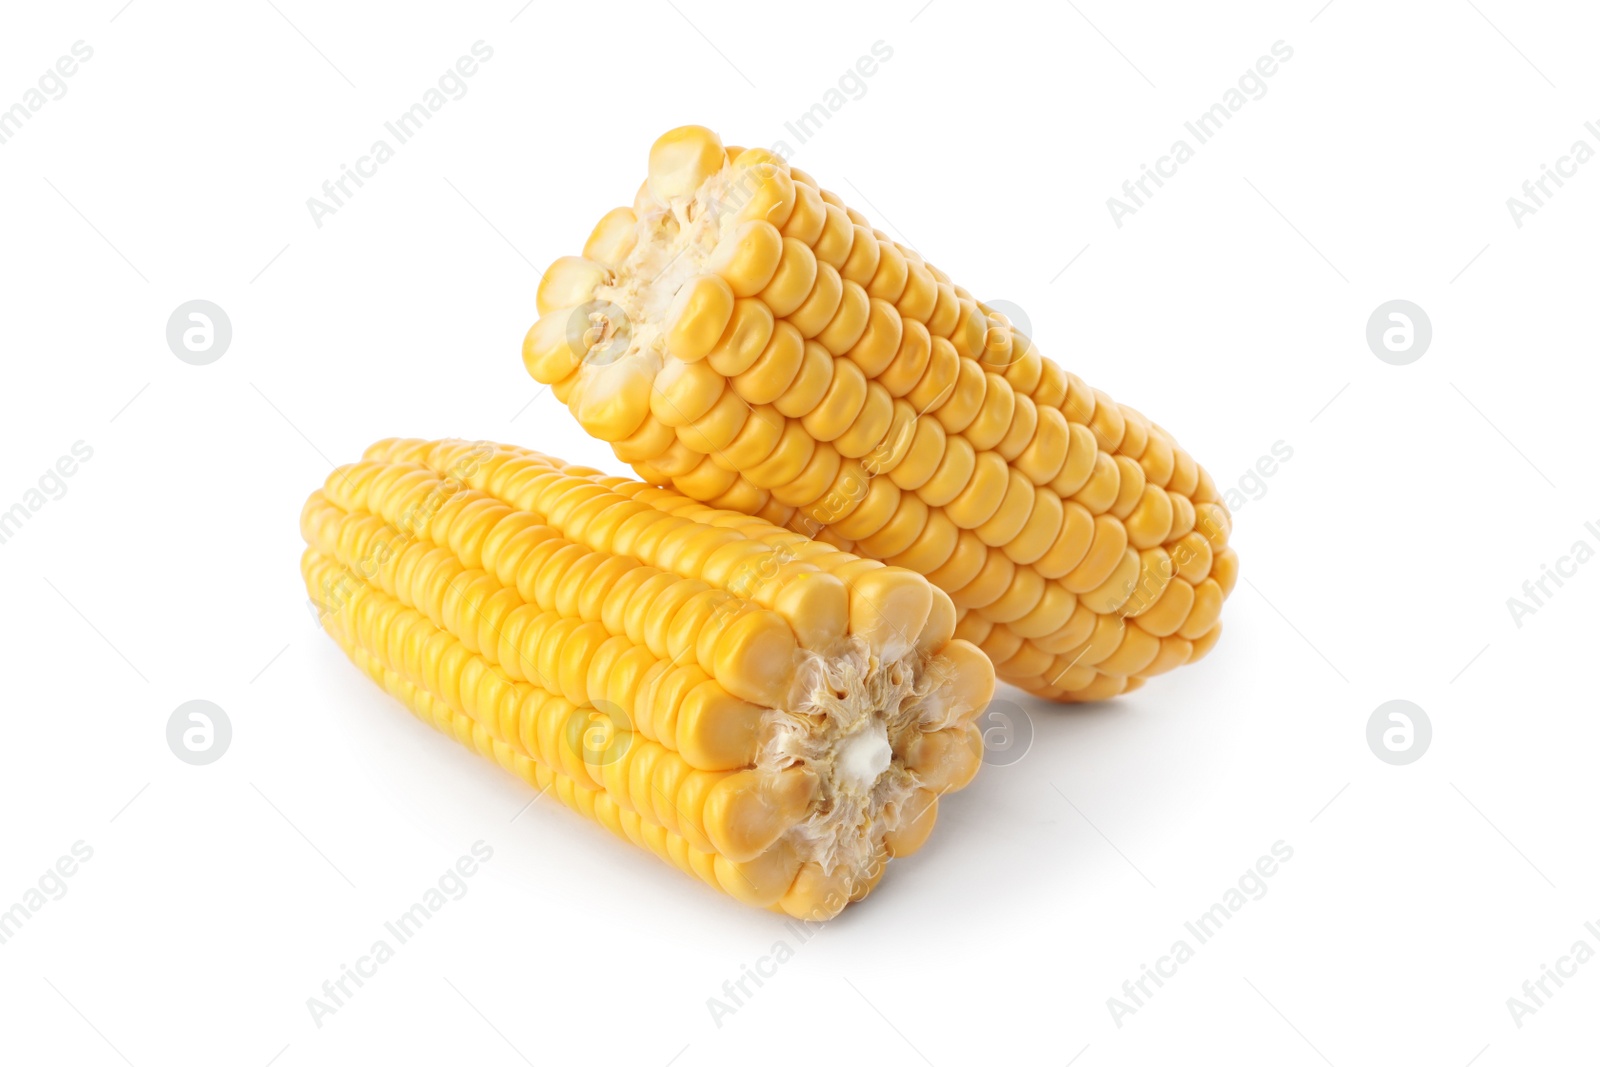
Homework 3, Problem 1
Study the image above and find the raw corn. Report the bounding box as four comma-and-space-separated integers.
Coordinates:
523, 125, 1237, 702
300, 437, 993, 919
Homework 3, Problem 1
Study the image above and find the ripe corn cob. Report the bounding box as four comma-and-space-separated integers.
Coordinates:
524, 125, 1237, 702
300, 437, 993, 919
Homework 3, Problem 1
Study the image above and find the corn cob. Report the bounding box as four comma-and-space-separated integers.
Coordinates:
300, 437, 993, 919
524, 125, 1237, 702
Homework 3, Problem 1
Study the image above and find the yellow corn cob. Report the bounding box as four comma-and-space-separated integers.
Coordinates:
300, 437, 993, 919
523, 125, 1237, 703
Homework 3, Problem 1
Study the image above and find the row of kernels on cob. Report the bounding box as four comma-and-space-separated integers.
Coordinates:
523, 125, 1236, 702
302, 438, 993, 918
320, 621, 820, 910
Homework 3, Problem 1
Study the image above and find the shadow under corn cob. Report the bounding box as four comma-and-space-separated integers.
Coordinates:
524, 126, 1237, 702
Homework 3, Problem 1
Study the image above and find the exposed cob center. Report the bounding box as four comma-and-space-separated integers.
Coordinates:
759, 639, 929, 883
570, 169, 741, 431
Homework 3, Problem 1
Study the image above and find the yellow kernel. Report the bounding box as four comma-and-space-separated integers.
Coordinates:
665, 274, 736, 362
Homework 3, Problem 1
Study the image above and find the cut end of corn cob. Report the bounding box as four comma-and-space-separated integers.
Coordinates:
301, 438, 993, 919
524, 125, 1237, 703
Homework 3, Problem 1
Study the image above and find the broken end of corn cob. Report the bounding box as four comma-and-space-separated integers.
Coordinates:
301, 438, 994, 919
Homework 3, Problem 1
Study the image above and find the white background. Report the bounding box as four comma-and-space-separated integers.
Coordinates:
1, 1, 1596, 1064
